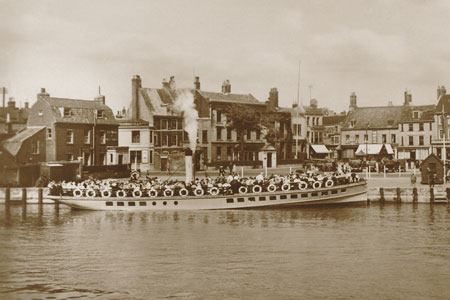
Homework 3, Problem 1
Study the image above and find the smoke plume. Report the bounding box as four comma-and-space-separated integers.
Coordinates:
173, 89, 198, 151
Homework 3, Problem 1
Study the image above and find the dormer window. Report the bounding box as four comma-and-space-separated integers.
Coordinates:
96, 110, 104, 118
350, 120, 356, 128
387, 120, 394, 126
63, 107, 72, 117
38, 110, 43, 116
413, 111, 420, 119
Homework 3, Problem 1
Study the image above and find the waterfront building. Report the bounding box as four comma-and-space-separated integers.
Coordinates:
126, 75, 188, 172
432, 85, 450, 162
323, 114, 346, 159
290, 103, 307, 160
397, 90, 435, 167
340, 93, 399, 161
27, 88, 118, 165
0, 126, 46, 186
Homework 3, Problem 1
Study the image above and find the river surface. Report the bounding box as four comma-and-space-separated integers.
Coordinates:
0, 203, 449, 300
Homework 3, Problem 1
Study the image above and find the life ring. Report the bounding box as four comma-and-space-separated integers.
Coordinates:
194, 188, 204, 196
209, 187, 220, 196
252, 185, 262, 193
313, 181, 322, 189
281, 183, 290, 191
267, 184, 276, 192
164, 188, 174, 197
116, 190, 126, 198
298, 181, 308, 190
86, 188, 96, 198
148, 189, 158, 197
325, 179, 334, 188
238, 186, 248, 194
132, 189, 143, 197
73, 188, 83, 197
101, 189, 111, 198
179, 188, 189, 197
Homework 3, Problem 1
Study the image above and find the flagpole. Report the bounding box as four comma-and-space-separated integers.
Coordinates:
443, 105, 446, 184
295, 60, 300, 159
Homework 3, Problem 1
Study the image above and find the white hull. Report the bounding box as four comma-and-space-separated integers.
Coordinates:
47, 182, 367, 211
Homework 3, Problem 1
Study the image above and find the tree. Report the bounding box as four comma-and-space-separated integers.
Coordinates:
223, 104, 261, 161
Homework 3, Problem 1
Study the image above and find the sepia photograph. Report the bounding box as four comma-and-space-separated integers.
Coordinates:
1, 0, 449, 299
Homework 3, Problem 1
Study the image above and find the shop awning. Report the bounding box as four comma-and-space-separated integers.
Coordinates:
356, 144, 394, 155
310, 144, 330, 154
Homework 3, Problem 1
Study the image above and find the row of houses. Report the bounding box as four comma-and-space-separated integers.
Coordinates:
2, 75, 450, 185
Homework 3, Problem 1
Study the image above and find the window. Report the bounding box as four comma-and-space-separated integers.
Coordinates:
227, 128, 232, 140
364, 134, 368, 142
430, 135, 432, 144
177, 119, 182, 130
149, 150, 153, 164
84, 129, 91, 144
247, 129, 251, 140
217, 111, 222, 122
256, 129, 261, 140
162, 134, 168, 146
149, 130, 153, 144
409, 123, 413, 131
409, 136, 414, 146
110, 153, 113, 164
391, 134, 396, 143
38, 110, 43, 116
161, 119, 168, 130
350, 120, 356, 127
63, 107, 71, 117
227, 146, 232, 159
355, 134, 359, 142
413, 111, 420, 119
382, 134, 387, 143
216, 146, 222, 160
130, 150, 142, 163
96, 110, 104, 118
170, 119, 177, 130
216, 127, 222, 140
401, 136, 404, 146
66, 130, 73, 144
46, 128, 52, 139
100, 130, 106, 144
346, 135, 350, 142
202, 130, 208, 143
132, 131, 140, 143
419, 136, 424, 145
67, 153, 74, 161
429, 122, 433, 131
32, 140, 39, 154
99, 153, 105, 165
400, 124, 403, 132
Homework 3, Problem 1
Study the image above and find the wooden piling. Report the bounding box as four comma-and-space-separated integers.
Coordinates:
430, 188, 434, 203
446, 188, 450, 202
21, 188, 27, 205
5, 188, 10, 205
379, 187, 385, 203
38, 188, 43, 205
396, 187, 401, 203
413, 187, 418, 203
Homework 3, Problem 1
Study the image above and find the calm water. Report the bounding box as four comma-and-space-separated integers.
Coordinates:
0, 203, 449, 300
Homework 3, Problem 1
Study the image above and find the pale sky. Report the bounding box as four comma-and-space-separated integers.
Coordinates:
1, 0, 450, 113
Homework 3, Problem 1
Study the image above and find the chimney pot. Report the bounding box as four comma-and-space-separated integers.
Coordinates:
194, 76, 200, 90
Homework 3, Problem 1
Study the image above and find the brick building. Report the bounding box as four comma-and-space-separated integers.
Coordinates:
27, 88, 118, 165
0, 98, 30, 140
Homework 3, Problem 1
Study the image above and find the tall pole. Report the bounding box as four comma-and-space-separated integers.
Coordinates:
93, 109, 96, 165
295, 61, 301, 159
2, 87, 6, 107
443, 105, 446, 183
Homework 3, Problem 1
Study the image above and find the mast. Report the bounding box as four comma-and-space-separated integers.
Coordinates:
295, 61, 301, 159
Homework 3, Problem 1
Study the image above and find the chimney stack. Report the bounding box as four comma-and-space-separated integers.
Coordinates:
268, 87, 279, 110
438, 85, 447, 99
7, 97, 15, 108
94, 95, 106, 105
403, 90, 412, 105
24, 101, 29, 109
222, 80, 231, 94
310, 98, 318, 109
194, 76, 200, 90
349, 92, 357, 111
169, 76, 176, 90
131, 75, 142, 120
185, 149, 194, 183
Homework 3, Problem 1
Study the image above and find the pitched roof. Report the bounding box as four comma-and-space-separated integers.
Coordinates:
436, 94, 450, 112
2, 126, 45, 156
399, 105, 435, 122
198, 91, 263, 105
323, 115, 346, 126
43, 97, 117, 125
342, 106, 405, 130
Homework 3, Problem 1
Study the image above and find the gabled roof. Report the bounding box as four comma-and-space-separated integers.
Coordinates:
342, 106, 405, 130
42, 97, 117, 125
198, 91, 263, 105
436, 94, 450, 112
2, 126, 45, 156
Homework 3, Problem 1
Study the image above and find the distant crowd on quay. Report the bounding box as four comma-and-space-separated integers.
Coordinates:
48, 163, 362, 198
